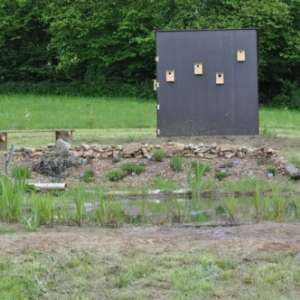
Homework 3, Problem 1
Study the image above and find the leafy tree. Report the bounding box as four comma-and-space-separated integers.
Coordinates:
0, 0, 52, 81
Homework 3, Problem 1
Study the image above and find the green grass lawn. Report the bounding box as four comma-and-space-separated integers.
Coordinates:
1, 94, 299, 135
259, 106, 300, 136
0, 94, 156, 130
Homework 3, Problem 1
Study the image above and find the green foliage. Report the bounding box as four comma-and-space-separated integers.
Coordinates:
215, 171, 229, 181
0, 0, 300, 103
121, 163, 145, 175
106, 168, 126, 181
92, 198, 123, 227
152, 177, 178, 190
266, 166, 277, 176
80, 169, 95, 183
0, 95, 156, 130
170, 156, 184, 171
0, 176, 24, 222
260, 127, 278, 138
11, 166, 32, 182
191, 161, 211, 176
152, 150, 166, 162
223, 197, 238, 224
112, 157, 121, 163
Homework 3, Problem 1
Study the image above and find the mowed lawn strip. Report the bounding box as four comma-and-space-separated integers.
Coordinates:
0, 94, 156, 130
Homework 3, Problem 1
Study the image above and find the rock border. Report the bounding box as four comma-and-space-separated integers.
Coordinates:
6, 140, 291, 175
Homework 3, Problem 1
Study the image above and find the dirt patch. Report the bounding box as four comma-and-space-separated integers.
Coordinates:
1, 223, 300, 260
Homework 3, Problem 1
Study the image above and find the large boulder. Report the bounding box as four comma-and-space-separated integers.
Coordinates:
122, 142, 142, 156
161, 142, 185, 157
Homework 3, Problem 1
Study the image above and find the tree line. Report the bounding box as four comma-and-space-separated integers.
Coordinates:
0, 0, 299, 106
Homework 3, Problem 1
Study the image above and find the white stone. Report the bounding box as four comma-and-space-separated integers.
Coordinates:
80, 143, 90, 151
56, 139, 71, 150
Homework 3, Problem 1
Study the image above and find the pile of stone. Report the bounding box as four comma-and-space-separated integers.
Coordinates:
1, 139, 296, 179
9, 139, 288, 168
10, 140, 280, 159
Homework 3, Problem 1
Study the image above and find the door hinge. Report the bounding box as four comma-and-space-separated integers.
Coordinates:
153, 80, 159, 91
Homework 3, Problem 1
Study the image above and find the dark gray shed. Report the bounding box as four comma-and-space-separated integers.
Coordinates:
155, 29, 259, 136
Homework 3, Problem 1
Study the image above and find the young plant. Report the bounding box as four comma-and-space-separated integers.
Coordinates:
74, 188, 85, 226
170, 156, 183, 171
152, 176, 178, 190
92, 198, 123, 227
215, 171, 229, 181
223, 196, 238, 224
122, 162, 145, 175
80, 169, 95, 183
191, 161, 211, 178
152, 149, 166, 162
168, 199, 187, 223
0, 176, 24, 223
28, 194, 55, 226
266, 166, 277, 176
269, 189, 287, 220
253, 184, 262, 221
112, 156, 121, 163
12, 166, 32, 183
106, 168, 126, 181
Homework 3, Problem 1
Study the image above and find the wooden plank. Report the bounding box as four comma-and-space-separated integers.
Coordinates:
1, 129, 75, 133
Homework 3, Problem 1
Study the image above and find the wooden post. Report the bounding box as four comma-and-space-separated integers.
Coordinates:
55, 130, 73, 144
0, 132, 7, 151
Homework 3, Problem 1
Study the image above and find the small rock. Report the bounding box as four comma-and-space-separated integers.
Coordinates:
224, 152, 236, 159
56, 139, 71, 150
80, 143, 90, 151
122, 142, 142, 155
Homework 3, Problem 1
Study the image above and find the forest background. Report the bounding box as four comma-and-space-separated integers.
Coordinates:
0, 0, 299, 108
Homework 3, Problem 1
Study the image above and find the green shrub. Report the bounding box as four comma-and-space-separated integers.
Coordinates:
112, 157, 121, 163
11, 166, 31, 182
191, 161, 211, 176
215, 171, 229, 181
152, 149, 166, 162
170, 156, 183, 171
266, 166, 277, 176
106, 168, 126, 181
122, 162, 145, 175
80, 169, 96, 183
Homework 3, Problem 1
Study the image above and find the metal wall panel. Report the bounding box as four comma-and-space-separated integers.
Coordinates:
156, 29, 259, 136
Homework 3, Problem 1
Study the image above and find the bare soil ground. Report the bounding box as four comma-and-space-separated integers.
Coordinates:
1, 223, 300, 261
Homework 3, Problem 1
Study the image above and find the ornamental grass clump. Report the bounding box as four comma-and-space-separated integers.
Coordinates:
170, 156, 184, 171
0, 176, 24, 223
80, 169, 96, 183
191, 161, 211, 176
11, 166, 32, 184
106, 168, 126, 181
152, 149, 166, 162
122, 162, 145, 175
215, 171, 229, 181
